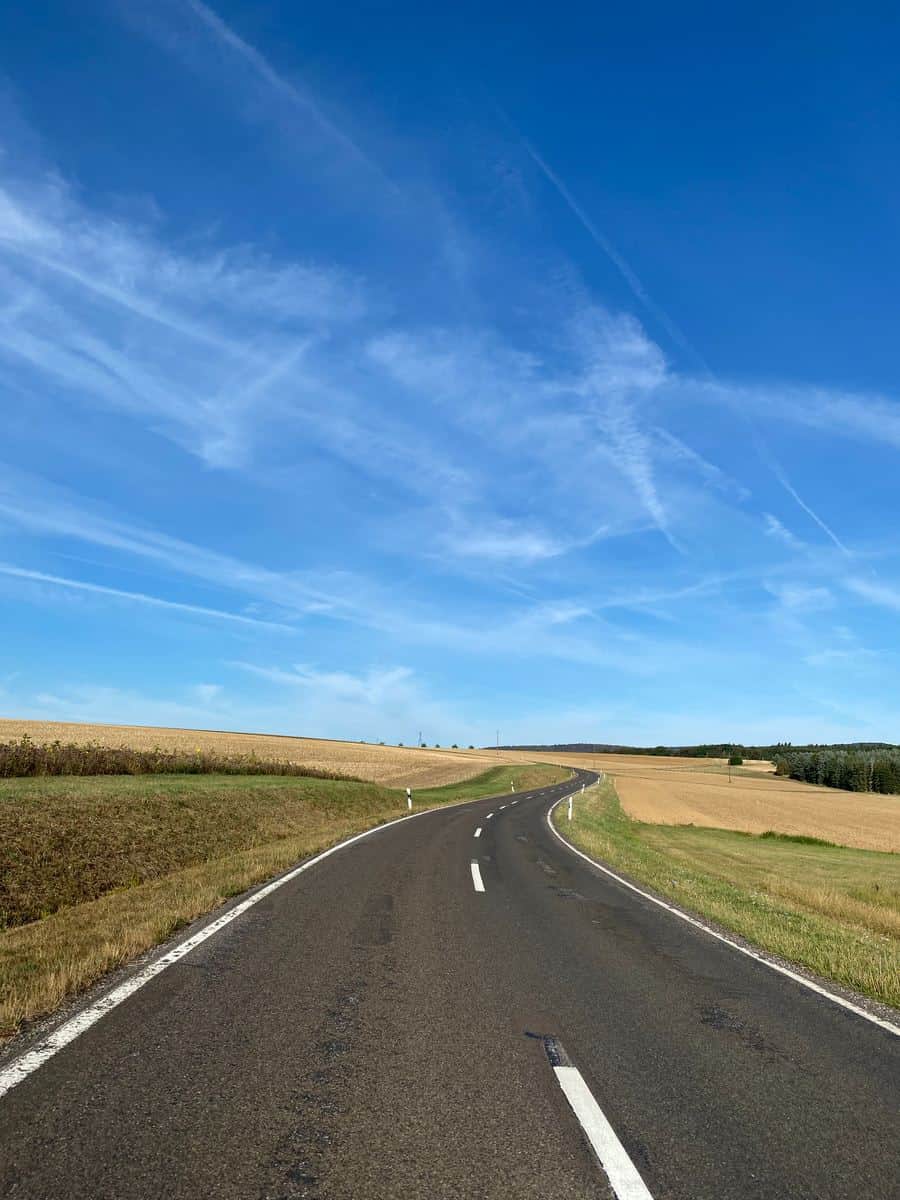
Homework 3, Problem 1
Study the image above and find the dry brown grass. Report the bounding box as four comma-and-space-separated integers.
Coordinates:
1, 774, 387, 927
1, 810, 382, 1038
0, 719, 501, 788
502, 750, 900, 852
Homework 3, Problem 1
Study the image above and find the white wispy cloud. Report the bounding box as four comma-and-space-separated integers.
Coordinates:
845, 577, 900, 612
20, 682, 234, 730
764, 582, 834, 612
0, 173, 366, 469
506, 138, 869, 563
229, 661, 475, 743
490, 153, 864, 562
0, 468, 679, 672
369, 307, 693, 556
602, 394, 681, 551
740, 381, 900, 453
803, 647, 875, 668
0, 469, 359, 619
503, 147, 862, 558
1, 110, 784, 584
434, 511, 619, 565
763, 513, 804, 550
440, 523, 569, 564
567, 310, 681, 551
233, 662, 414, 703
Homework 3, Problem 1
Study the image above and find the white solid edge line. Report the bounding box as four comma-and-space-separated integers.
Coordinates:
474, 827, 482, 838
554, 1066, 654, 1200
0, 788, 511, 1102
547, 797, 900, 1038
471, 861, 486, 892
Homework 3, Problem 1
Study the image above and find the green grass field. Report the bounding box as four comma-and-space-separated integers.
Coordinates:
554, 777, 900, 1011
1, 761, 566, 1038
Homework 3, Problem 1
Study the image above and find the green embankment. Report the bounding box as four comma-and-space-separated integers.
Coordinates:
1, 761, 565, 1038
553, 777, 900, 1011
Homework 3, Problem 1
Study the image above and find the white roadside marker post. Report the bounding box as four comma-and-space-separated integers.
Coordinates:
511, 781, 515, 793
406, 787, 412, 811
567, 794, 573, 821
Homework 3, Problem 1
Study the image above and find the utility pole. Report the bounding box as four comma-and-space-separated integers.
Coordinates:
496, 729, 499, 756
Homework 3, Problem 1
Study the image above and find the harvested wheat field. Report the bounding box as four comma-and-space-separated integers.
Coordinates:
501, 750, 900, 852
0, 719, 506, 788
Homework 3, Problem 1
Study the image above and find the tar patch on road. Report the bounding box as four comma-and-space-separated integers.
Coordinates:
354, 893, 395, 947
549, 886, 583, 901
266, 978, 366, 1198
524, 1030, 573, 1069
699, 1003, 794, 1065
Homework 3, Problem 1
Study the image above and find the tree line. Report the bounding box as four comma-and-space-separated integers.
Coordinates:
501, 740, 899, 761
773, 748, 900, 794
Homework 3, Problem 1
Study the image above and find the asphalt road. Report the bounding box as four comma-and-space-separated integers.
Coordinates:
1, 771, 898, 1198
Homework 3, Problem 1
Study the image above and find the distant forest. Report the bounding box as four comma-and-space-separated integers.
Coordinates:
498, 741, 899, 759
773, 748, 900, 794
499, 742, 900, 795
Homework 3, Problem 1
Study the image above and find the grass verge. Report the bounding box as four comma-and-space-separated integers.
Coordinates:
1, 762, 564, 1040
553, 777, 900, 1011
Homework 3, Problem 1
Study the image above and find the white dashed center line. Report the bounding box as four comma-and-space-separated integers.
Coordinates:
499, 804, 506, 810
474, 827, 482, 838
485, 812, 494, 819
470, 862, 485, 892
555, 1067, 653, 1198
541, 1036, 654, 1199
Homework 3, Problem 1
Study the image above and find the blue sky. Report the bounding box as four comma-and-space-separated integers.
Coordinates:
2, 1, 900, 746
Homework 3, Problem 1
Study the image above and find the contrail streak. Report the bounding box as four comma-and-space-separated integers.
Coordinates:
762, 453, 852, 557
184, 0, 399, 191
529, 137, 850, 552
521, 138, 711, 377
0, 564, 297, 630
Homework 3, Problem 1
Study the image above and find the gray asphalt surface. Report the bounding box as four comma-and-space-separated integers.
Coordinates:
1, 771, 898, 1198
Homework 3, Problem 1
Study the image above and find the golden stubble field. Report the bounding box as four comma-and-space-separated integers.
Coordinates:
0, 720, 509, 788
6, 722, 896, 851
500, 750, 900, 852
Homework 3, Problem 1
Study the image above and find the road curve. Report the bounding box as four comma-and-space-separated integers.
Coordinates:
1, 771, 898, 1198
